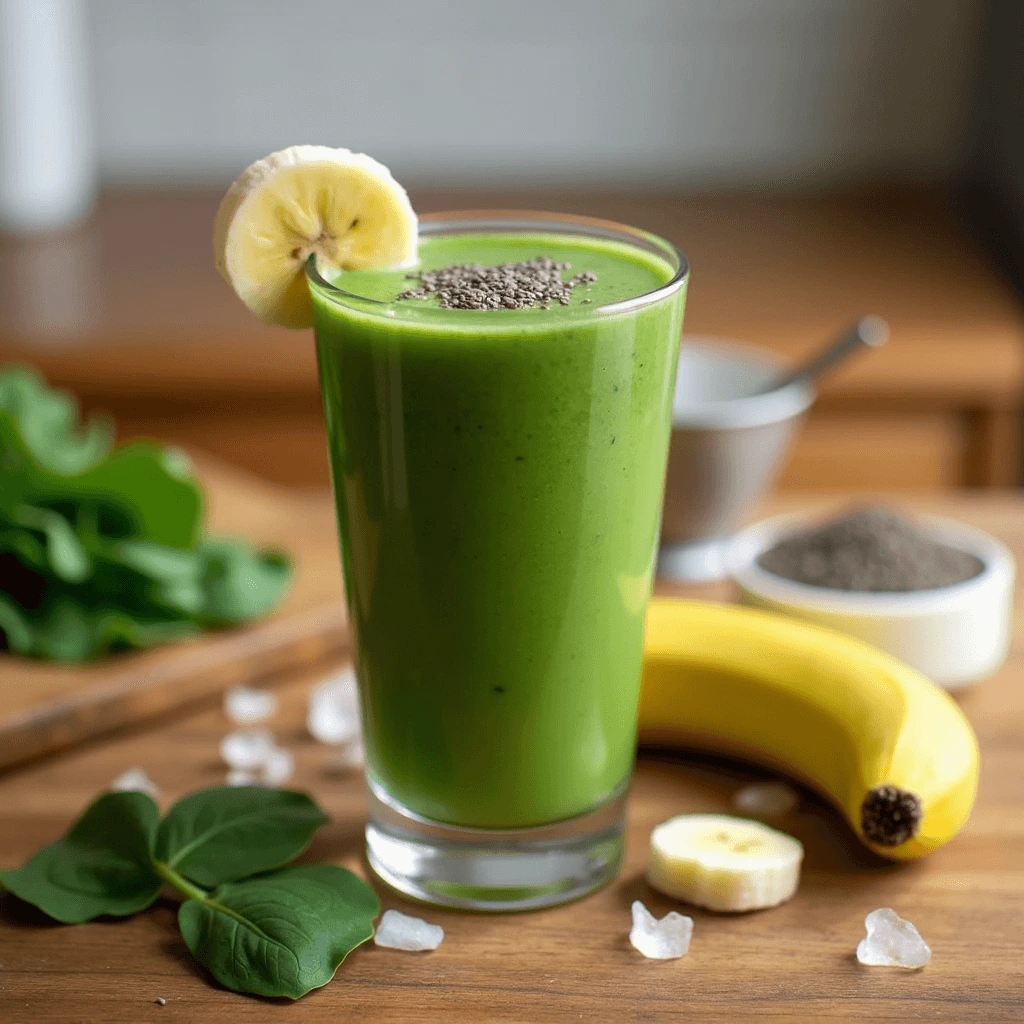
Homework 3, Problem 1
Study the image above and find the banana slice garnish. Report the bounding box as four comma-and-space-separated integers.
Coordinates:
213, 145, 417, 328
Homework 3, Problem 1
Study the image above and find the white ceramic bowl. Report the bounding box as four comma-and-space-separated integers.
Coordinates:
729, 513, 1015, 690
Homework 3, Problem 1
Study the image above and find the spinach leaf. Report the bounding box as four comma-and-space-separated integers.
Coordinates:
55, 444, 203, 550
114, 537, 203, 583
157, 787, 328, 888
0, 406, 202, 548
11, 504, 90, 582
108, 539, 206, 616
177, 865, 379, 999
0, 367, 113, 474
0, 792, 162, 923
0, 786, 379, 1001
0, 593, 32, 653
4, 597, 200, 661
197, 540, 292, 625
88, 607, 200, 651
0, 367, 292, 661
26, 597, 95, 662
0, 524, 48, 574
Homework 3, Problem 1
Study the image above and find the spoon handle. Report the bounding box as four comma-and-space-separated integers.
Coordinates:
774, 315, 889, 391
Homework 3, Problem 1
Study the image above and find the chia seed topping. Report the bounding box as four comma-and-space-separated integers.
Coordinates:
397, 257, 597, 310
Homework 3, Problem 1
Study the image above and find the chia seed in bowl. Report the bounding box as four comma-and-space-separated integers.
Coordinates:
756, 506, 984, 593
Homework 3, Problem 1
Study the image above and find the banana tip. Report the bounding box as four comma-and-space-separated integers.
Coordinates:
861, 784, 922, 846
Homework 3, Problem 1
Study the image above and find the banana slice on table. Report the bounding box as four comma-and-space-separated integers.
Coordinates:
647, 813, 803, 912
213, 145, 418, 329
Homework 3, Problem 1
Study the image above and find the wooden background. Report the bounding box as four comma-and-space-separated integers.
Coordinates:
2, 187, 1023, 492
1, 487, 1021, 1023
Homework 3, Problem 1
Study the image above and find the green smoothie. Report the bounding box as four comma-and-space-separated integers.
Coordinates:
310, 225, 686, 828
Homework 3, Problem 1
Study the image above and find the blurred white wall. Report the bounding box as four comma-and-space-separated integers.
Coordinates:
89, 0, 984, 189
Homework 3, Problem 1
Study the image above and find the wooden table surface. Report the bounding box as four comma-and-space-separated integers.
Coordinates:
1, 490, 1023, 1023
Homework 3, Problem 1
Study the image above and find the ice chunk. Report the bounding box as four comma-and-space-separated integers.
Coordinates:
224, 686, 277, 724
374, 909, 444, 951
225, 746, 293, 787
226, 768, 257, 787
110, 767, 160, 800
629, 900, 693, 959
732, 781, 799, 817
262, 746, 295, 786
308, 668, 361, 745
856, 908, 931, 968
325, 737, 366, 775
220, 728, 275, 770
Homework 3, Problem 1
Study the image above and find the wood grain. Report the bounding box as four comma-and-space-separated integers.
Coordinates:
778, 412, 969, 491
0, 457, 347, 771
2, 188, 1022, 489
0, 490, 1022, 1022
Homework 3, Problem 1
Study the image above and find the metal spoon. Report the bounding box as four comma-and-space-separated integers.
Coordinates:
768, 316, 889, 393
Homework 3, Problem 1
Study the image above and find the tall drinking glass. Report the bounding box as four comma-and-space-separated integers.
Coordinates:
308, 212, 687, 910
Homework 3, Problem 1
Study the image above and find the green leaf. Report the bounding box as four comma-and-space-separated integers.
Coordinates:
156, 787, 328, 888
13, 504, 90, 582
28, 597, 95, 661
89, 607, 200, 652
115, 538, 202, 582
0, 367, 113, 474
0, 525, 49, 574
0, 792, 162, 923
0, 592, 33, 653
0, 368, 293, 663
0, 377, 203, 547
177, 865, 379, 999
0, 595, 201, 661
112, 539, 206, 615
44, 443, 204, 550
198, 540, 292, 624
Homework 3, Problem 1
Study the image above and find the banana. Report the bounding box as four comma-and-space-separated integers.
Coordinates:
213, 145, 417, 329
647, 814, 803, 912
639, 598, 979, 860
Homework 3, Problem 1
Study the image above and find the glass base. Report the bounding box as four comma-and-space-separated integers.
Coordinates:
365, 777, 627, 912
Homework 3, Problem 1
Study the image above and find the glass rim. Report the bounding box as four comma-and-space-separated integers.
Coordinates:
304, 209, 689, 322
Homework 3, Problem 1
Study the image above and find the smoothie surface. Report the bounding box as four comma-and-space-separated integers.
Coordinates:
323, 231, 676, 322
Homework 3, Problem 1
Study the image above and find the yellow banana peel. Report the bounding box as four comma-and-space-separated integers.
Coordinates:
640, 597, 979, 859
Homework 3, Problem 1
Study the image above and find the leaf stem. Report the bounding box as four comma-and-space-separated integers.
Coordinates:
152, 859, 210, 904
152, 860, 256, 932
